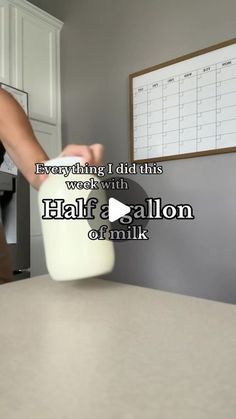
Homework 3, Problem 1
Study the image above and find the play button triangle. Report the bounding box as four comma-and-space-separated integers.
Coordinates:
108, 197, 131, 223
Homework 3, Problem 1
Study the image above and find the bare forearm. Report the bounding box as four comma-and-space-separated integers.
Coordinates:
0, 88, 104, 190
0, 88, 48, 189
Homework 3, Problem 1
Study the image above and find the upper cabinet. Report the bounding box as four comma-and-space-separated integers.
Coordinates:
0, 0, 10, 84
0, 0, 63, 125
0, 0, 63, 277
10, 2, 62, 124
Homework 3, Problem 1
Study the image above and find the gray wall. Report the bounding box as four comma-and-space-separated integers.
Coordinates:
30, 0, 236, 303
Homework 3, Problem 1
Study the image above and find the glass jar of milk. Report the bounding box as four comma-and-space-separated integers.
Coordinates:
38, 156, 115, 280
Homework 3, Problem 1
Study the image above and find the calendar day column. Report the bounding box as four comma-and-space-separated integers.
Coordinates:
162, 76, 180, 157
196, 65, 216, 152
147, 81, 163, 159
216, 59, 236, 149
179, 70, 197, 154
133, 85, 148, 160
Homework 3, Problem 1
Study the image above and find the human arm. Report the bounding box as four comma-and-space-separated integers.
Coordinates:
0, 88, 103, 190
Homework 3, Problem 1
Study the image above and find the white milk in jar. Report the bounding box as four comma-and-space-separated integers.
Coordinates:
38, 156, 115, 280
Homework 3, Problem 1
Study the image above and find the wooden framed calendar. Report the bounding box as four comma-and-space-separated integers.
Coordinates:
129, 38, 236, 162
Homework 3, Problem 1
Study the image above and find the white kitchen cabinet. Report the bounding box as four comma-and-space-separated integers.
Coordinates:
10, 0, 62, 124
0, 0, 63, 125
0, 0, 63, 276
0, 0, 10, 84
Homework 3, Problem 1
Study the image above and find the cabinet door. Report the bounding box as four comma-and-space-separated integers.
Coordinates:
11, 6, 58, 124
0, 0, 10, 84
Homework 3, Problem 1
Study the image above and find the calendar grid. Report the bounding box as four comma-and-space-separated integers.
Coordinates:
131, 44, 236, 161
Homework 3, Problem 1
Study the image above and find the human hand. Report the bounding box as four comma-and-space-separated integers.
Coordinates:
37, 143, 104, 190
60, 143, 104, 166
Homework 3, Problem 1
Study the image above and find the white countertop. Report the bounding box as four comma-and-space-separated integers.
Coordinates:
0, 275, 236, 419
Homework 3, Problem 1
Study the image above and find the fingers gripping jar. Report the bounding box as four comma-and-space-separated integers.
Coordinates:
38, 156, 115, 280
